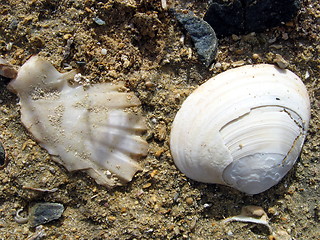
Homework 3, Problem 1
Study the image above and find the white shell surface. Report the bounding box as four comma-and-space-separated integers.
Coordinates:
170, 64, 310, 194
8, 56, 148, 188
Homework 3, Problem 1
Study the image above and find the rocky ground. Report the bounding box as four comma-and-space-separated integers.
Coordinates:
0, 0, 319, 239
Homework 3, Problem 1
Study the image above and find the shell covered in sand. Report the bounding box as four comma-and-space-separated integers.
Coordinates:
8, 56, 148, 188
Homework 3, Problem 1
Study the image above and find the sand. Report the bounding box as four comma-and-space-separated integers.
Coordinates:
0, 0, 319, 239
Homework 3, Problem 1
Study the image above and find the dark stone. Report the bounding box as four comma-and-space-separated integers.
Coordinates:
174, 10, 218, 67
0, 142, 5, 168
29, 203, 64, 227
204, 0, 244, 37
204, 0, 301, 37
8, 19, 19, 30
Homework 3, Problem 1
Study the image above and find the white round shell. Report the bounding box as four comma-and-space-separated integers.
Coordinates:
170, 64, 310, 194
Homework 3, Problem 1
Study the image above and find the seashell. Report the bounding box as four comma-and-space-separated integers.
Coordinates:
0, 57, 18, 79
170, 64, 310, 194
8, 56, 148, 188
223, 205, 271, 233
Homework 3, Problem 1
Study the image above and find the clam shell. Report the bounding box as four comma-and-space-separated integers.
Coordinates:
8, 56, 148, 188
170, 64, 310, 194
0, 57, 18, 79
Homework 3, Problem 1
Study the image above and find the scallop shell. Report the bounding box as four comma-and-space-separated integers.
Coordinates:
8, 56, 148, 188
170, 64, 310, 194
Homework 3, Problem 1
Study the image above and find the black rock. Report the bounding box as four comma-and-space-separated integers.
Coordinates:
174, 10, 218, 67
29, 203, 64, 227
204, 0, 301, 37
204, 0, 244, 37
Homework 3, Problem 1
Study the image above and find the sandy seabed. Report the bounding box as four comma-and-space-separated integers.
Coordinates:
0, 0, 319, 239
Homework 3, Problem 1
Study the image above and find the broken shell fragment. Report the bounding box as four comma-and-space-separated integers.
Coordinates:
0, 57, 18, 79
14, 208, 29, 224
170, 64, 311, 194
223, 205, 272, 233
8, 56, 148, 188
29, 202, 64, 227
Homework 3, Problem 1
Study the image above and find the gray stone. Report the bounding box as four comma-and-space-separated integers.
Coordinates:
93, 17, 106, 26
174, 10, 218, 67
29, 203, 64, 227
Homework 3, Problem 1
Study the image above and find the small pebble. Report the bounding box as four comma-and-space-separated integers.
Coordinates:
268, 207, 277, 215
76, 61, 86, 66
6, 42, 13, 51
161, 0, 167, 10
214, 62, 222, 68
150, 170, 158, 178
120, 207, 127, 213
63, 34, 73, 40
190, 217, 197, 230
268, 36, 277, 43
29, 202, 64, 227
282, 32, 289, 40
203, 203, 212, 208
270, 44, 283, 49
155, 123, 167, 141
101, 48, 107, 55
274, 54, 289, 69
145, 228, 154, 233
227, 230, 233, 236
154, 148, 164, 158
142, 182, 152, 189
252, 53, 260, 60
107, 70, 119, 78
231, 34, 240, 41
231, 60, 245, 67
305, 71, 310, 79
107, 216, 116, 222
174, 226, 180, 235
185, 197, 193, 205
145, 81, 155, 89
173, 192, 180, 202
94, 17, 106, 25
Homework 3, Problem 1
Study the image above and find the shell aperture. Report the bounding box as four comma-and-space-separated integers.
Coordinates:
8, 56, 148, 188
170, 64, 310, 194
